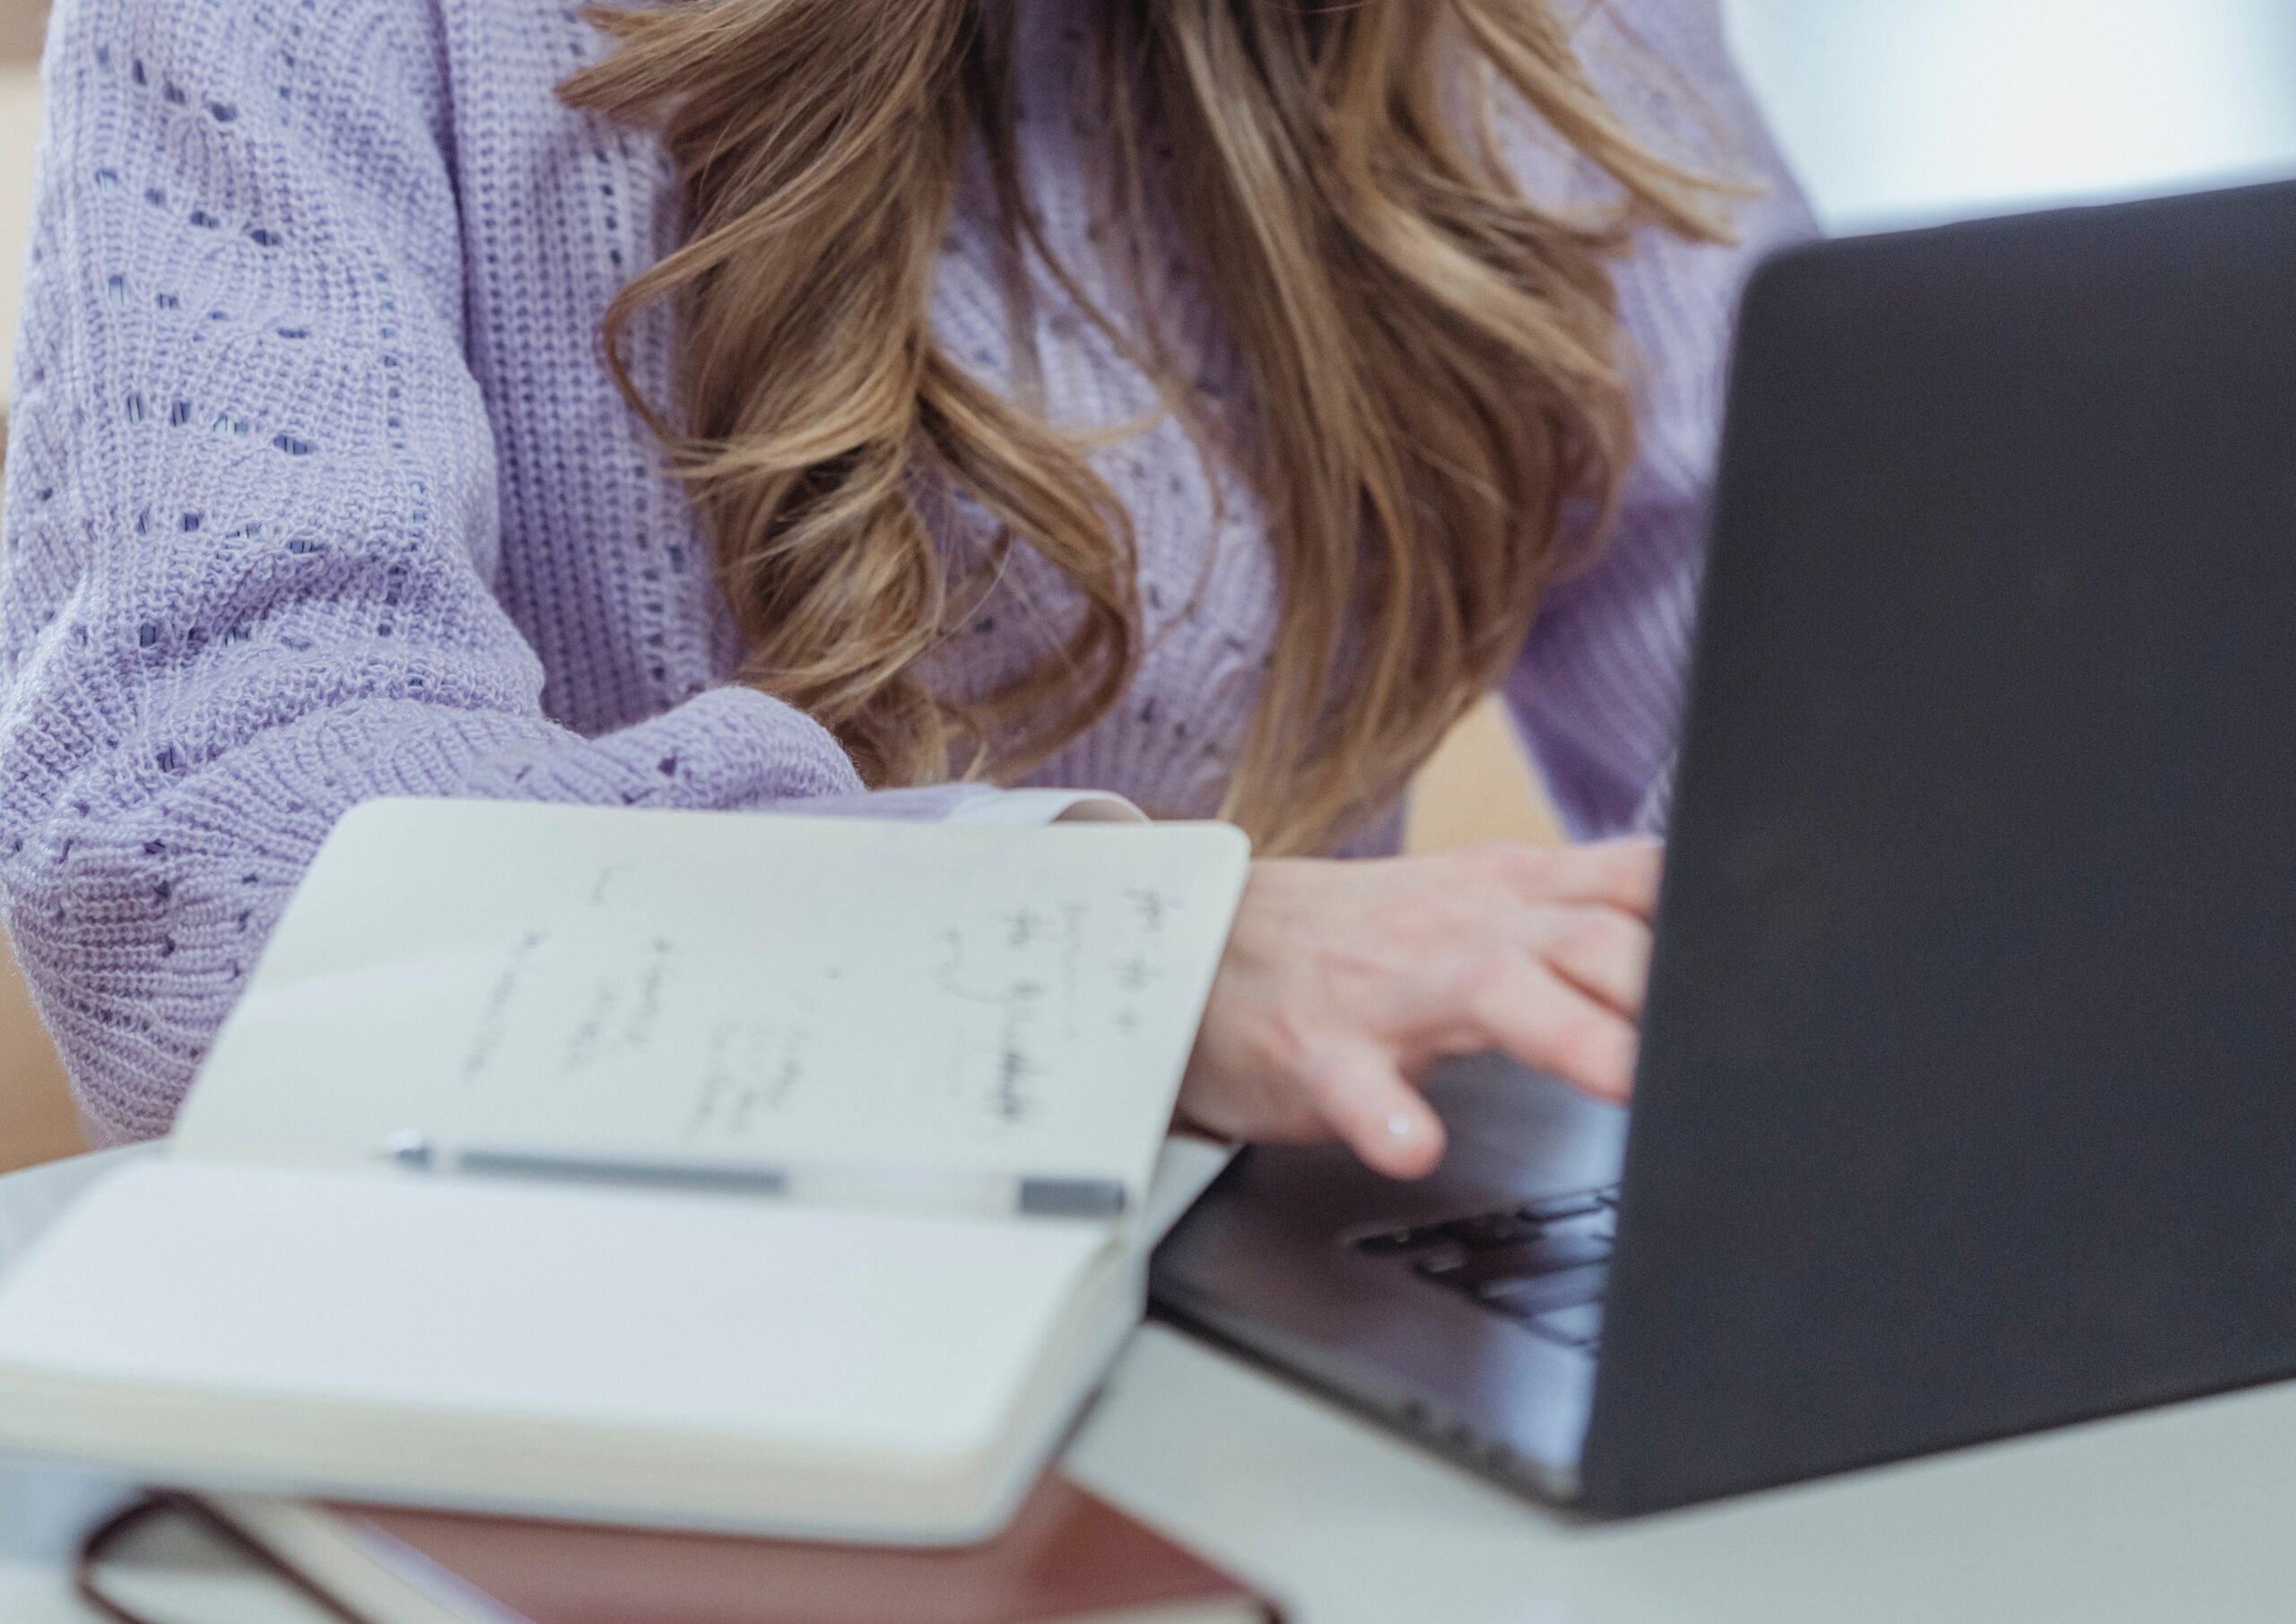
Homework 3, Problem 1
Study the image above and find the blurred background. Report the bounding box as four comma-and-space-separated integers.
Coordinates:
2, 0, 2295, 1168
1729, 0, 2296, 231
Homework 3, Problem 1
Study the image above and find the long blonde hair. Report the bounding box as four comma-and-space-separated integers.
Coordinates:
561, 0, 1724, 852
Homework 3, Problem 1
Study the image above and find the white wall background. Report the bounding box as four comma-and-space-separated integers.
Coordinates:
1723, 0, 2296, 233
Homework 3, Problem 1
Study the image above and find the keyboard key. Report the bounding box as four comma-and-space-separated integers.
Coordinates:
1411, 1246, 1473, 1282
1518, 1229, 1611, 1275
1460, 1240, 1607, 1286
1442, 1211, 1538, 1249
1448, 1231, 1613, 1292
1526, 1301, 1605, 1348
1569, 1208, 1618, 1245
1519, 1191, 1607, 1224
1479, 1262, 1609, 1318
1353, 1222, 1454, 1256
1533, 1207, 1613, 1244
1416, 1231, 1608, 1292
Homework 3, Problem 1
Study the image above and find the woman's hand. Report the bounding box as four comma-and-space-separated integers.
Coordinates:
1178, 840, 1661, 1179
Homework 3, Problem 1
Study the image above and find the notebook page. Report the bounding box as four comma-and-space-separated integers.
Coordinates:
175, 801, 1249, 1203
0, 1159, 1109, 1463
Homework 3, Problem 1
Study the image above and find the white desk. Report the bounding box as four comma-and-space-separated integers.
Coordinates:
1076, 1327, 2296, 1623
5, 1319, 2296, 1623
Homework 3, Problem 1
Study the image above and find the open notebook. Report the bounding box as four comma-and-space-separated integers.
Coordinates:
0, 801, 1250, 1543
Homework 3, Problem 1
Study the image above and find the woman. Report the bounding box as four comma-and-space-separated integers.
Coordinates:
0, 0, 1806, 1177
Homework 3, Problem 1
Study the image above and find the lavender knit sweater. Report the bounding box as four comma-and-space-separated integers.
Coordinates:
0, 0, 1809, 1143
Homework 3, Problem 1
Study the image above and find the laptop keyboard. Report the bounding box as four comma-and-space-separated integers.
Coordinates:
1349, 1185, 1621, 1352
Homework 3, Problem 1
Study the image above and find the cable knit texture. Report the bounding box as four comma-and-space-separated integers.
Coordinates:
0, 0, 1809, 1142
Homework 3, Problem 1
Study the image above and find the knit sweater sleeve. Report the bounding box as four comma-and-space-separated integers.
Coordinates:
0, 0, 1036, 1141
1500, 0, 1815, 838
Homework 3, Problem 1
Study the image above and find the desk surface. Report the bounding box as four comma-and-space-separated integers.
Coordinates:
6, 1320, 2296, 1624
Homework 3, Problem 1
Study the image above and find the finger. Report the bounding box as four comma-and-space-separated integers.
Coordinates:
1519, 905, 1653, 1019
1299, 1039, 1448, 1179
1464, 838, 1663, 921
1459, 957, 1639, 1103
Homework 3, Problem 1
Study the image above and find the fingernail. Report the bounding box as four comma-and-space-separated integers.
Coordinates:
1387, 1111, 1417, 1140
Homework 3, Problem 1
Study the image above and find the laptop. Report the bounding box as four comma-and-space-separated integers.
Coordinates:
1151, 178, 2296, 1516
